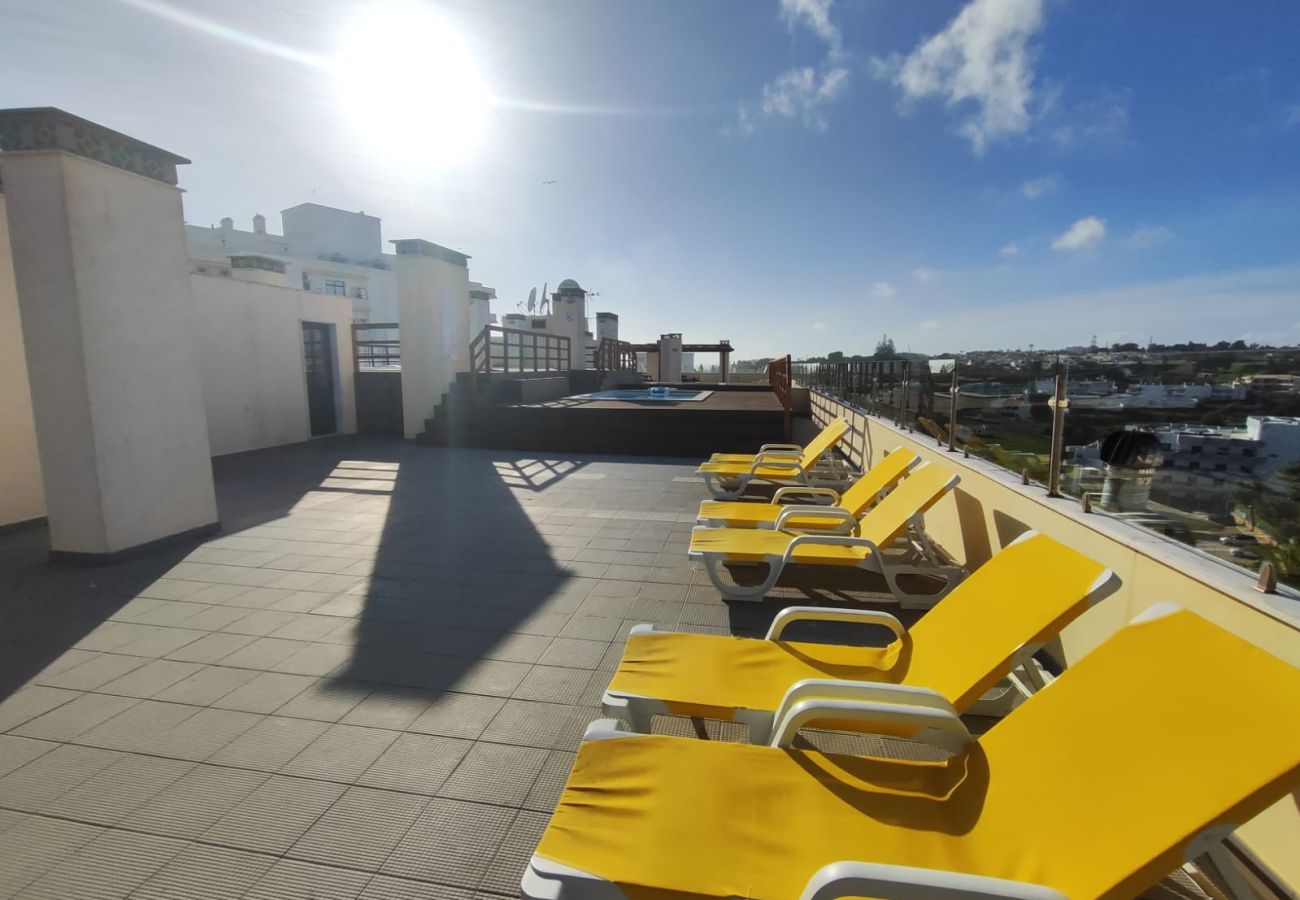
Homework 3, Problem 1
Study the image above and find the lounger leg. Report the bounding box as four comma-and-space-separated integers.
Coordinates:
701, 473, 748, 500
702, 554, 783, 602
877, 563, 965, 609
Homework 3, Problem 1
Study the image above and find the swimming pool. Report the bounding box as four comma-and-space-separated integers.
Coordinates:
575, 388, 713, 402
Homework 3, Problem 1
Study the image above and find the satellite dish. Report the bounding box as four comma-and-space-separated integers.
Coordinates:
526, 287, 537, 314
540, 282, 549, 314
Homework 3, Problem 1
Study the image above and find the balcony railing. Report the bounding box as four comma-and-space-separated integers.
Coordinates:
798, 359, 1299, 596
469, 324, 572, 378
351, 322, 400, 370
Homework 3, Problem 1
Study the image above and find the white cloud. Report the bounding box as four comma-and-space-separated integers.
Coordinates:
1051, 216, 1105, 251
912, 267, 938, 282
872, 281, 897, 298
812, 320, 828, 331
1126, 225, 1173, 249
736, 0, 849, 134
1020, 174, 1062, 198
887, 0, 1046, 153
758, 66, 851, 131
780, 0, 840, 51
1000, 242, 1019, 256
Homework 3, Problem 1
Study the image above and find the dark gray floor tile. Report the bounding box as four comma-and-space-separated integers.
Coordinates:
437, 742, 547, 807
0, 815, 104, 897
131, 841, 276, 899
0, 744, 124, 812
43, 754, 194, 824
288, 785, 428, 870
96, 659, 204, 699
12, 694, 140, 742
243, 857, 371, 900
13, 827, 185, 899
480, 700, 592, 751
381, 798, 515, 888
358, 733, 472, 795
201, 774, 345, 854
0, 686, 83, 733
0, 735, 57, 778
512, 666, 592, 705
207, 714, 331, 770
280, 723, 398, 783
407, 694, 505, 740
522, 750, 577, 813
480, 810, 551, 896
120, 764, 270, 837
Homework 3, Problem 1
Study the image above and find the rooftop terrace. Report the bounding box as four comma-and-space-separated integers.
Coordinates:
1, 424, 1294, 898
1, 435, 920, 899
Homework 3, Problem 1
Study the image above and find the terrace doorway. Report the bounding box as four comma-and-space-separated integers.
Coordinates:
302, 322, 338, 436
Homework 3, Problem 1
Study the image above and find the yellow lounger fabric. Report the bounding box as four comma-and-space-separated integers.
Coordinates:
697, 418, 849, 478
697, 447, 916, 529
537, 610, 1300, 900
705, 417, 848, 468
609, 533, 1107, 718
689, 462, 955, 563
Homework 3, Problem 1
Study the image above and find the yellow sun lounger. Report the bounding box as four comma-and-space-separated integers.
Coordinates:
706, 416, 849, 465
524, 606, 1300, 900
689, 460, 962, 606
604, 532, 1118, 742
697, 447, 918, 533
696, 417, 853, 499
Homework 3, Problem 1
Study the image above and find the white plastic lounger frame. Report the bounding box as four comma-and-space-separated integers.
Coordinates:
689, 519, 964, 608
603, 530, 1121, 741
699, 452, 857, 500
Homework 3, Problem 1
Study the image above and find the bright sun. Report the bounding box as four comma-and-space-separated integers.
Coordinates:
332, 4, 490, 166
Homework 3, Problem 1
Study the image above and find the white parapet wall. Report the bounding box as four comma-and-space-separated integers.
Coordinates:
0, 193, 45, 528
189, 275, 356, 456
1, 110, 218, 557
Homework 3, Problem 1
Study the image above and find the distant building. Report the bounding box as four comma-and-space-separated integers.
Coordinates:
490, 278, 617, 370
186, 204, 493, 332
1146, 416, 1300, 510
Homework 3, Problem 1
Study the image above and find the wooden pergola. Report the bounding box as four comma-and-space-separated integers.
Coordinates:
630, 340, 734, 382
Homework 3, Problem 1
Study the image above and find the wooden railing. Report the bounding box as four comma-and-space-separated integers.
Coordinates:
352, 322, 400, 370
768, 354, 793, 441
595, 338, 638, 375
469, 324, 572, 378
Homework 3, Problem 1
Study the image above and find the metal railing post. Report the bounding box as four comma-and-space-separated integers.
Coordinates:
947, 362, 959, 452
1047, 366, 1068, 497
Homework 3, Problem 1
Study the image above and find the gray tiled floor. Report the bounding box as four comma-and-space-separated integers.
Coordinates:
1, 439, 806, 898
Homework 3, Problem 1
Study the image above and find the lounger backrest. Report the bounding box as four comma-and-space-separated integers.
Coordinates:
972, 608, 1300, 898
904, 532, 1116, 709
855, 462, 958, 549
797, 418, 850, 469
837, 448, 917, 516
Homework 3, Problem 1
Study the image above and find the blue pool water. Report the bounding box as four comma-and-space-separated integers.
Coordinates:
576, 388, 713, 402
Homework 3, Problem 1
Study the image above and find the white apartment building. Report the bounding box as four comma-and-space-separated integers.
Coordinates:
1149, 416, 1300, 510
187, 203, 492, 333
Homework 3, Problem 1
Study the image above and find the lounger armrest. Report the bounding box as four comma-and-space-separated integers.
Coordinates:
773, 680, 957, 728
746, 456, 804, 475
766, 607, 907, 642
772, 486, 841, 505
758, 443, 804, 453
800, 862, 1067, 900
769, 697, 973, 753
782, 534, 884, 564
774, 506, 859, 533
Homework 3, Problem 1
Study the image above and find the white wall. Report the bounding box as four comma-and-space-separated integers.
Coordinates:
395, 250, 470, 438
0, 194, 46, 528
5, 150, 217, 554
190, 274, 356, 456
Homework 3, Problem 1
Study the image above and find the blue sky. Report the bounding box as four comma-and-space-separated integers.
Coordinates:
2, 0, 1298, 357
